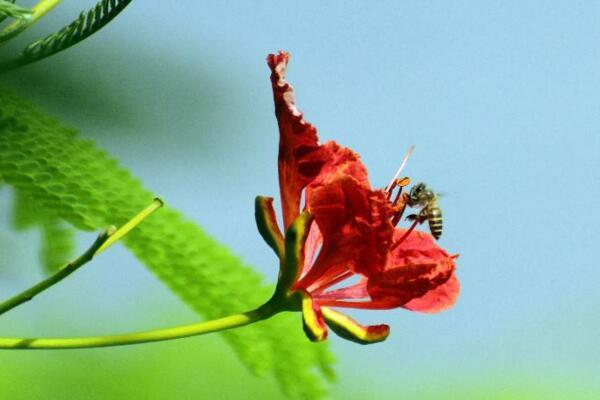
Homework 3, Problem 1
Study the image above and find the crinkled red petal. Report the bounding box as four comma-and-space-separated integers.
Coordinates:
267, 51, 329, 229
366, 229, 458, 309
386, 229, 451, 269
267, 53, 373, 229
296, 176, 394, 290
310, 141, 369, 188
402, 273, 460, 313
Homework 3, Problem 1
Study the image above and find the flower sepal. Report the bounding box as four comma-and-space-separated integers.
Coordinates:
321, 307, 390, 345
255, 196, 285, 259
272, 211, 313, 299
299, 290, 328, 342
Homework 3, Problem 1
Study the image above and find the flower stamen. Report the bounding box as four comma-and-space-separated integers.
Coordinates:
390, 177, 410, 205
308, 271, 354, 294
390, 218, 419, 250
384, 177, 411, 226
391, 201, 408, 226
384, 144, 415, 193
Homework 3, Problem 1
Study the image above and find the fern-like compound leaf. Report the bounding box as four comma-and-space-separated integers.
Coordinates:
0, 0, 31, 23
0, 86, 335, 399
23, 0, 131, 61
0, 0, 131, 72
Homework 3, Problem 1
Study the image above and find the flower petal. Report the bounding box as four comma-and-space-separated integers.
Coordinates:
267, 51, 328, 229
297, 176, 394, 290
402, 273, 460, 313
311, 141, 369, 188
322, 307, 389, 345
366, 230, 458, 309
387, 229, 453, 269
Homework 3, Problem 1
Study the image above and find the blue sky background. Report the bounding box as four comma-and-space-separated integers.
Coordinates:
1, 1, 599, 398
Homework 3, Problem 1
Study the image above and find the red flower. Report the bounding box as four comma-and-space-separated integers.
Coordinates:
256, 51, 459, 344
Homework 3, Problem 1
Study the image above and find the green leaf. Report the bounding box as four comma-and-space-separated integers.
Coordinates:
0, 85, 335, 399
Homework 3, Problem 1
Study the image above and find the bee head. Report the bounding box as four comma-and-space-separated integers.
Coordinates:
408, 182, 435, 206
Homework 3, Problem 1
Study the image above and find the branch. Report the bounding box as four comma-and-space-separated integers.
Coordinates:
0, 230, 110, 316
0, 198, 163, 317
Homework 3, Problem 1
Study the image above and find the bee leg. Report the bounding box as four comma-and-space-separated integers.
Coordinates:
406, 209, 427, 224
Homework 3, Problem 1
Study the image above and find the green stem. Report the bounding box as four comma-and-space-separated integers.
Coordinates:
0, 231, 110, 316
0, 308, 276, 349
0, 0, 61, 44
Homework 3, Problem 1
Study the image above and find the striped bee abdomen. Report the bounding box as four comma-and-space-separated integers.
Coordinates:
426, 205, 443, 240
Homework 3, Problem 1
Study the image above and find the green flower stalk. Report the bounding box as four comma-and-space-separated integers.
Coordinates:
0, 309, 270, 349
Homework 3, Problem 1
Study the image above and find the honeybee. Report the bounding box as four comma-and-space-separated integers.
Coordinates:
406, 182, 443, 240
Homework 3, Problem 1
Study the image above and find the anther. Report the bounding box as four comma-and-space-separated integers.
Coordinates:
390, 177, 410, 206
